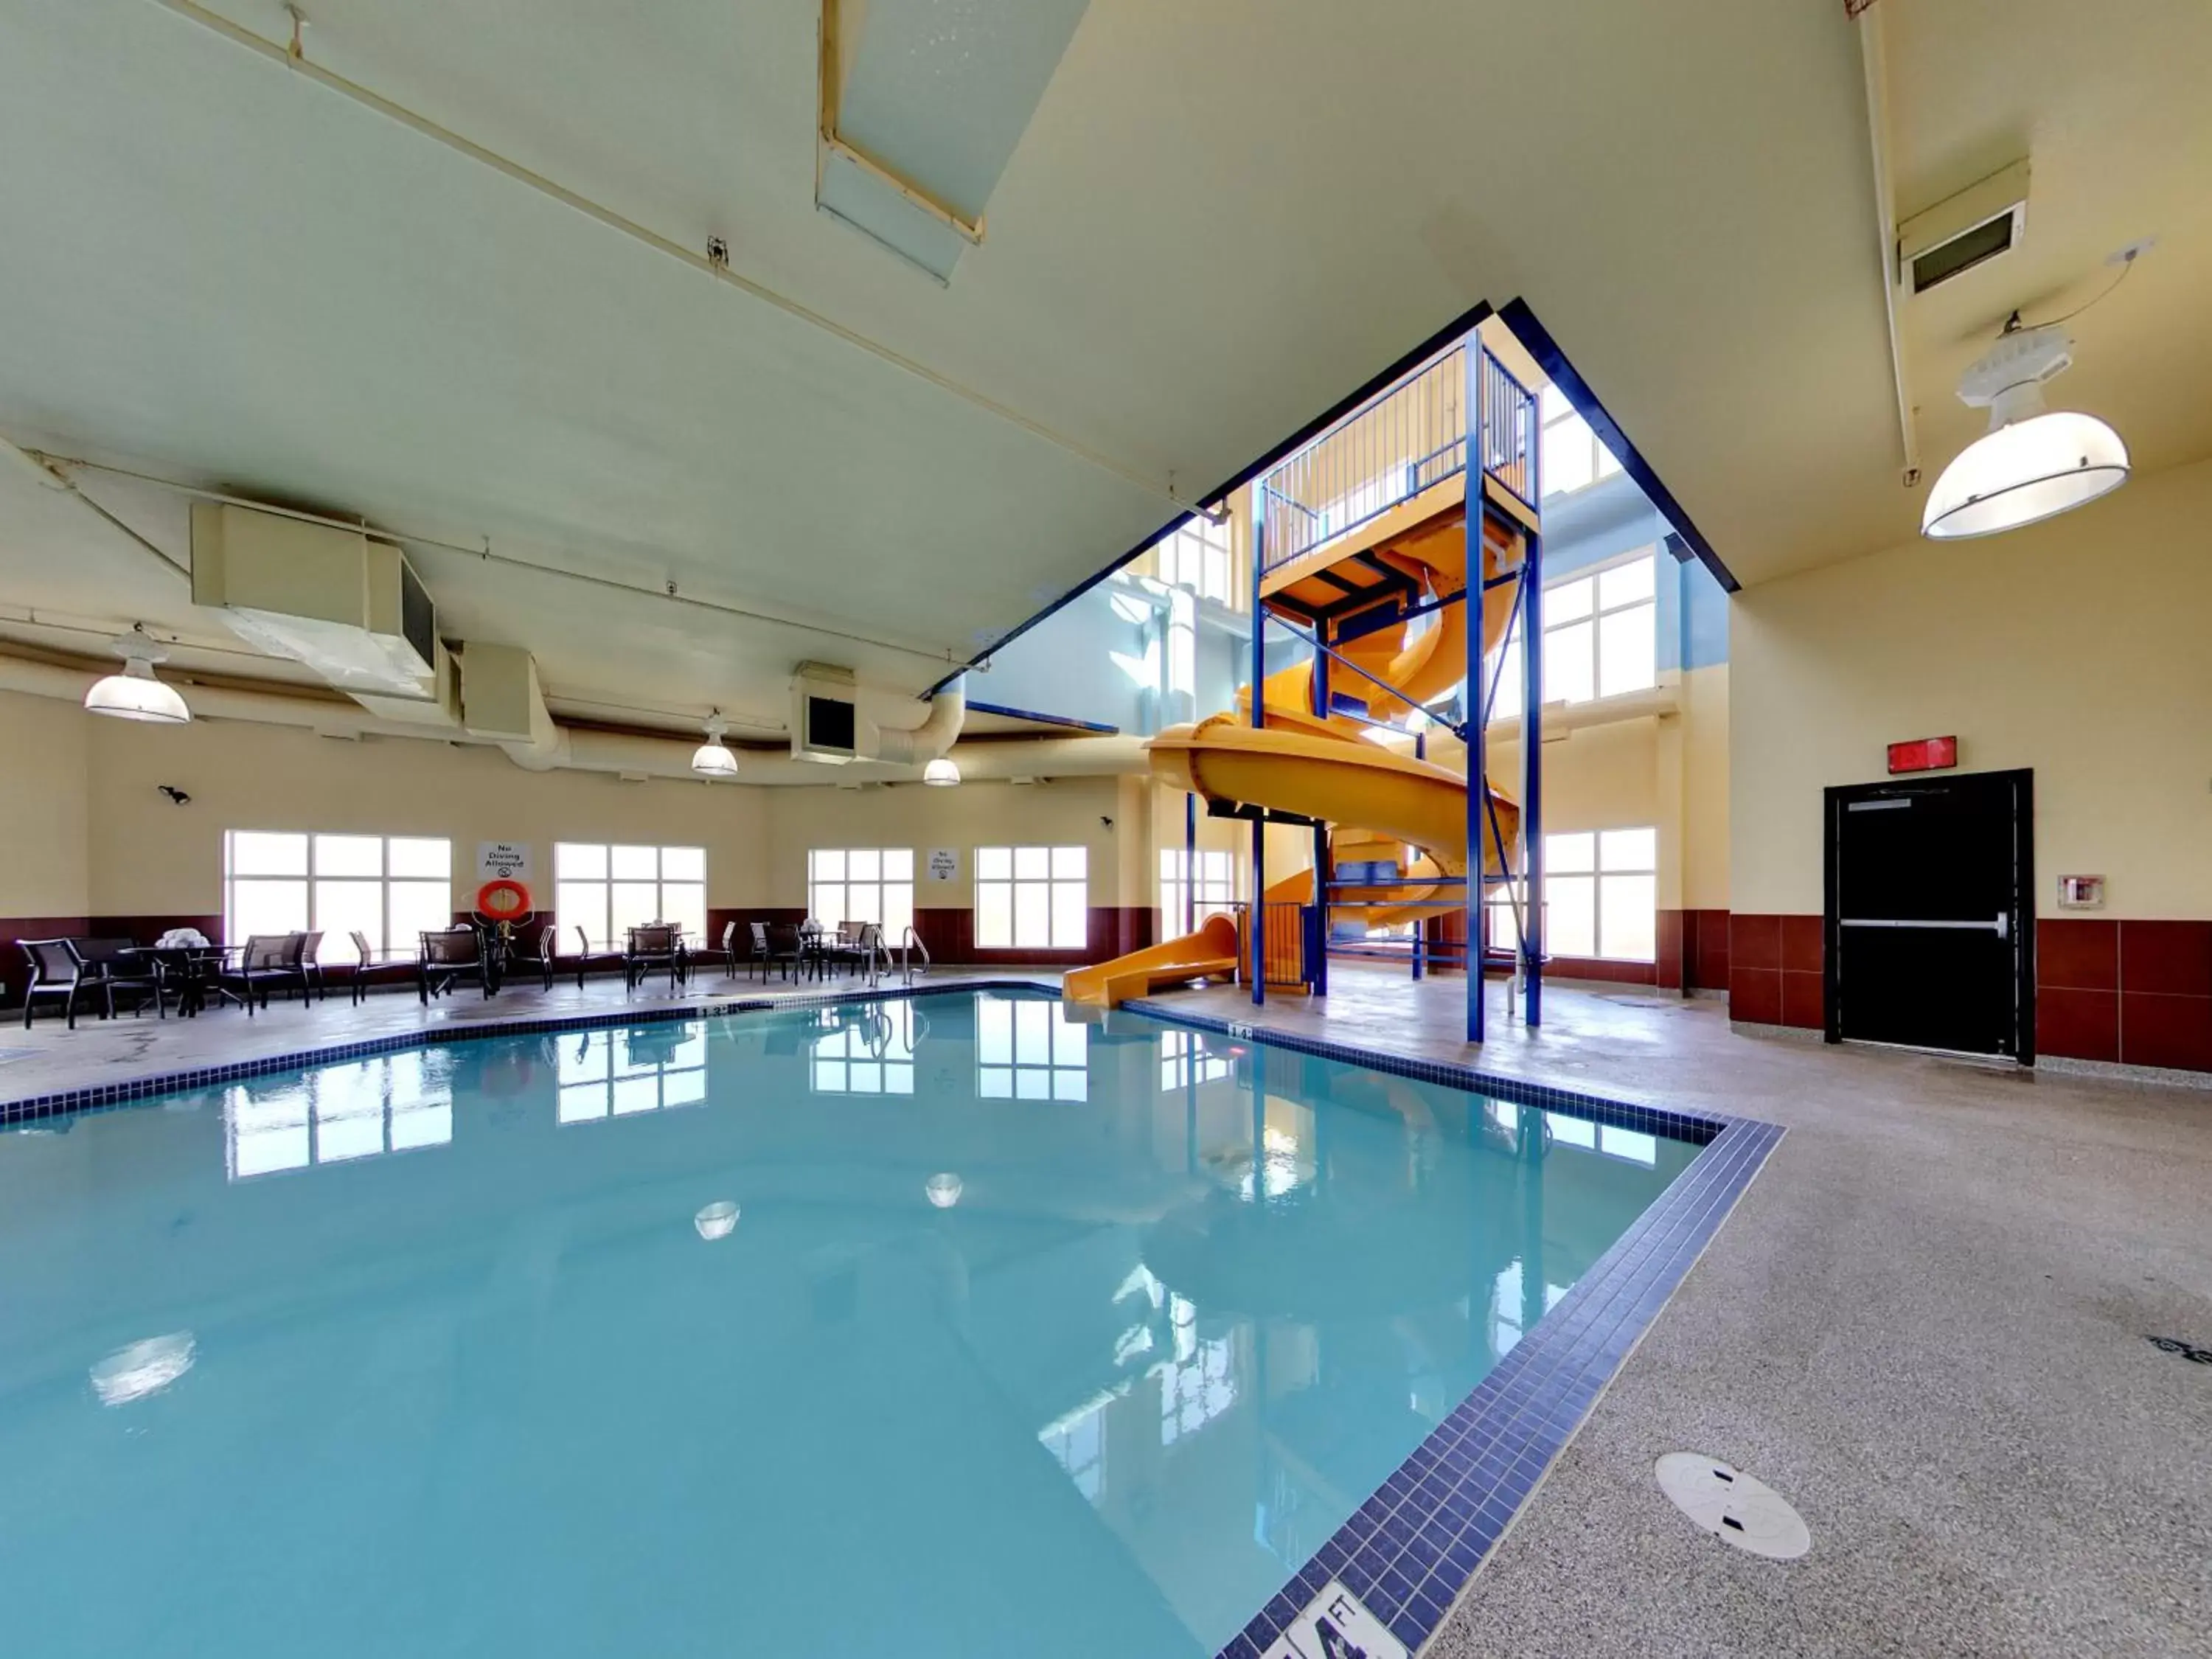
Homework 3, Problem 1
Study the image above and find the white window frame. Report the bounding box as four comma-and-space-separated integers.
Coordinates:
224, 1050, 454, 1180
806, 847, 915, 939
1486, 548, 1658, 714
554, 844, 706, 953
1160, 1029, 1231, 1091
1487, 827, 1658, 963
1154, 514, 1236, 608
1539, 383, 1624, 499
223, 830, 453, 966
975, 845, 1088, 950
1158, 847, 1234, 935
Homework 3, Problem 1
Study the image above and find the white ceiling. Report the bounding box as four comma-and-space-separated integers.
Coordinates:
0, 0, 2205, 731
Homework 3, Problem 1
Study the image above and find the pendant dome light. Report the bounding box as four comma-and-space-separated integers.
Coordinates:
922, 757, 961, 786
691, 709, 740, 779
1921, 322, 2129, 540
84, 626, 191, 724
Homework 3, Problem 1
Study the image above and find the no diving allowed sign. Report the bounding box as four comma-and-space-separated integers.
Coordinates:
1261, 1580, 1407, 1659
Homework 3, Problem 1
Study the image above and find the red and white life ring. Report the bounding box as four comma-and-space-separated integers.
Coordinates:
476, 878, 532, 921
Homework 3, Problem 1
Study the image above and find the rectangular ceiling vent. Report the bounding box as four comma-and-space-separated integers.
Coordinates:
790, 661, 859, 764
189, 502, 448, 705
1899, 159, 2029, 296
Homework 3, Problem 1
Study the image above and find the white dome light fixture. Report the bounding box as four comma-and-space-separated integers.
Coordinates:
84, 626, 191, 725
924, 1172, 964, 1208
691, 709, 740, 779
1921, 323, 2129, 540
694, 1200, 740, 1240
922, 757, 961, 787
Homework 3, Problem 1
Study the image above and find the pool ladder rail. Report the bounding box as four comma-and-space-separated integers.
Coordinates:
896, 925, 930, 985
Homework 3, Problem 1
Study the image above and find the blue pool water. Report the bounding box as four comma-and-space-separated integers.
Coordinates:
0, 991, 1697, 1657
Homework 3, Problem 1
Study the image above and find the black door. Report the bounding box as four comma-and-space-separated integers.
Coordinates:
1824, 768, 2034, 1060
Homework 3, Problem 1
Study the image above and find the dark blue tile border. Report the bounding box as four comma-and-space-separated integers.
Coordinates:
1119, 998, 1783, 1658
0, 977, 1054, 1127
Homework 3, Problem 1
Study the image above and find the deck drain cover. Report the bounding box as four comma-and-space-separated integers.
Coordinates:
1655, 1453, 1810, 1559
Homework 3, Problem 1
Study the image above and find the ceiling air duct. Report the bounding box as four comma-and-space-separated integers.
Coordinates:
190, 503, 458, 725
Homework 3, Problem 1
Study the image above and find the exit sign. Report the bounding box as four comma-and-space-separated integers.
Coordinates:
1888, 735, 1958, 774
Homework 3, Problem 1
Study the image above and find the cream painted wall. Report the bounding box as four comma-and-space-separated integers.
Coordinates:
0, 689, 90, 917
86, 715, 773, 916
1679, 664, 1731, 910
1731, 455, 2212, 917
762, 774, 1133, 908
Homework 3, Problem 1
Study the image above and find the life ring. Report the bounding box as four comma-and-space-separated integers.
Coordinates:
476, 878, 532, 920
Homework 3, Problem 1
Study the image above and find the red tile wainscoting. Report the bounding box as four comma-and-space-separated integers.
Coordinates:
1686, 910, 1732, 992
2040, 917, 2212, 1071
1728, 913, 1824, 1032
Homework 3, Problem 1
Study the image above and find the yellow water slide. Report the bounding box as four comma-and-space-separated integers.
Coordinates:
1066, 504, 1527, 1008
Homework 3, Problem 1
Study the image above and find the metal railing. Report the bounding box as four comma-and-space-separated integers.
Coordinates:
897, 925, 931, 984
1258, 344, 1537, 573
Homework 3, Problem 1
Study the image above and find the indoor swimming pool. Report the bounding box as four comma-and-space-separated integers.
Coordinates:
0, 990, 1702, 1658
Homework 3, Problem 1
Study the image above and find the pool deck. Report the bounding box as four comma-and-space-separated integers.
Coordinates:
1154, 967, 2211, 1659
5, 963, 2206, 1657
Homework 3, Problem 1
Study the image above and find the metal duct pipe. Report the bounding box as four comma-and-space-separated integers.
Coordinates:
0, 649, 1141, 783
869, 674, 965, 765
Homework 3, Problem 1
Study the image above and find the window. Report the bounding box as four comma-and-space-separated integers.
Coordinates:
1538, 383, 1623, 498
223, 832, 452, 966
1158, 848, 1233, 933
811, 1001, 918, 1096
978, 994, 1088, 1100
1490, 827, 1657, 961
223, 1051, 453, 1180
1486, 549, 1656, 712
975, 845, 1088, 950
807, 847, 914, 937
554, 844, 705, 953
1154, 515, 1234, 607
1160, 1029, 1231, 1091
554, 1026, 707, 1122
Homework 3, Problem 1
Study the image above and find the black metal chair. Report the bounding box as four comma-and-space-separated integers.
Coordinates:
299, 930, 328, 1004
418, 927, 493, 1004
748, 921, 798, 983
343, 930, 380, 1005
624, 923, 681, 992
70, 938, 168, 1021
570, 925, 624, 985
691, 919, 740, 980
18, 939, 122, 1029
534, 922, 572, 991
216, 934, 303, 1015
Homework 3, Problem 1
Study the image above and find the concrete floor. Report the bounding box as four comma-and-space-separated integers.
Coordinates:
1160, 967, 2212, 1659
6, 962, 2206, 1655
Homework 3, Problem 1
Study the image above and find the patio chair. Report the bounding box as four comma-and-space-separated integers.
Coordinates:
533, 922, 570, 992
299, 931, 328, 1004
418, 927, 492, 1004
625, 923, 681, 992
748, 921, 798, 983
344, 930, 380, 1005
571, 926, 625, 985
72, 938, 169, 1021
217, 933, 305, 1015
18, 939, 102, 1029
692, 919, 740, 979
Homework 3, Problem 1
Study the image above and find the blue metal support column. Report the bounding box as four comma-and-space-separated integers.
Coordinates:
1310, 819, 1330, 996
1464, 345, 1486, 1045
1183, 791, 1197, 936
1412, 728, 1427, 982
1249, 482, 1267, 1006
1521, 530, 1544, 1028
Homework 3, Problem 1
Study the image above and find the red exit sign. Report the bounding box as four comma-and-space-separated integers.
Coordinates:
1888, 735, 1958, 774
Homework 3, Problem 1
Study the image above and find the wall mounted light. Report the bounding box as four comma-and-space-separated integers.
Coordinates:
85, 626, 191, 724
1921, 324, 2129, 540
691, 709, 740, 778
